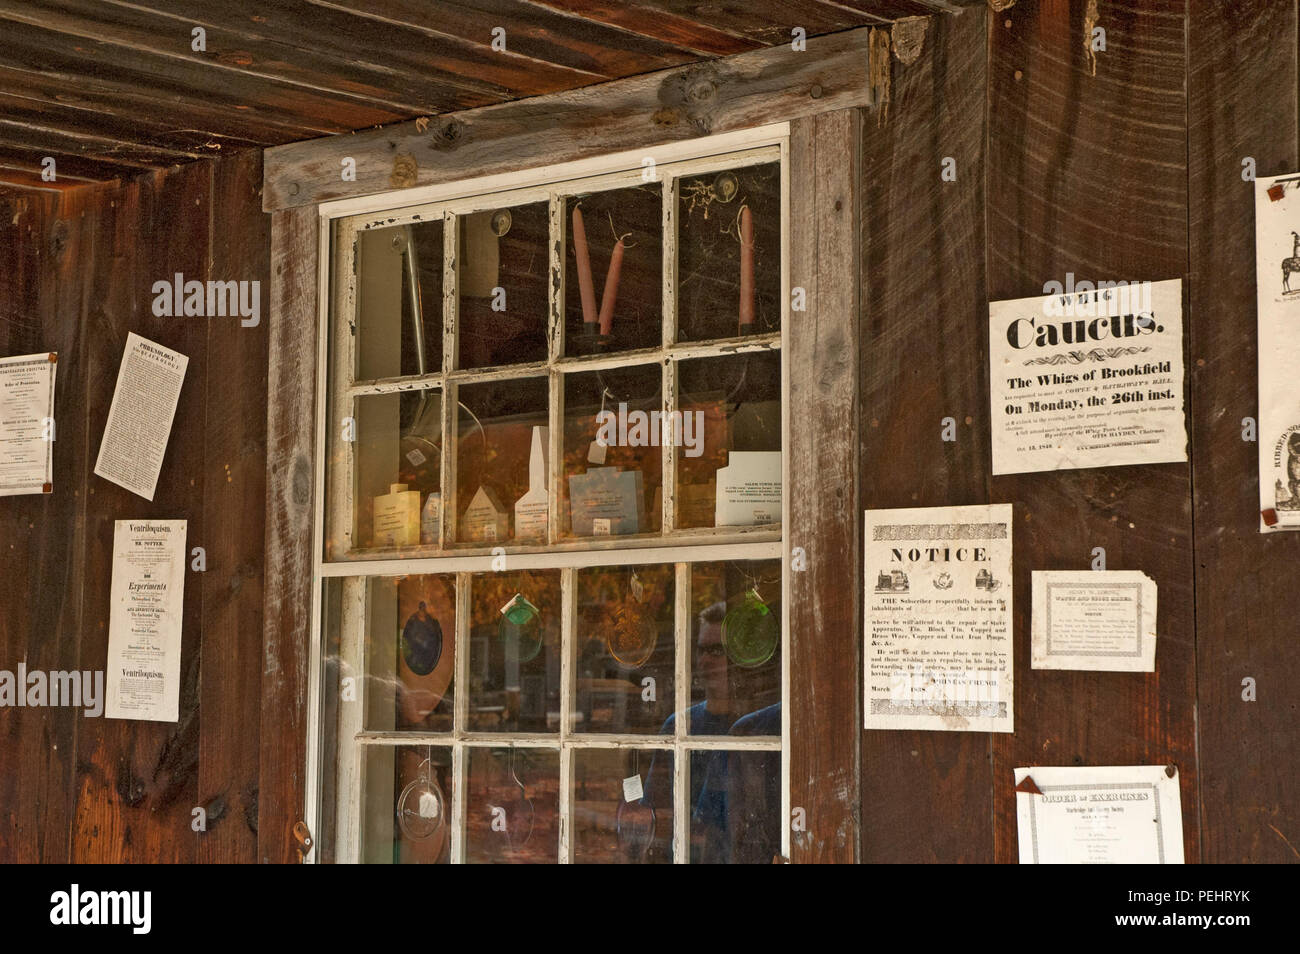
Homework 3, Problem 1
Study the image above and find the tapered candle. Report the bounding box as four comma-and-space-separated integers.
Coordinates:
598, 236, 625, 336
572, 206, 598, 327
738, 204, 754, 329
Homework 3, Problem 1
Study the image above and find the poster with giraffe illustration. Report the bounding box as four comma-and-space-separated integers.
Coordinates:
1255, 172, 1300, 532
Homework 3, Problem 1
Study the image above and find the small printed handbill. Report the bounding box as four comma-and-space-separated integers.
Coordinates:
0, 352, 57, 496
1255, 172, 1300, 530
1031, 570, 1157, 672
94, 333, 188, 501
105, 519, 187, 722
863, 504, 1014, 733
989, 278, 1187, 475
1015, 765, 1185, 864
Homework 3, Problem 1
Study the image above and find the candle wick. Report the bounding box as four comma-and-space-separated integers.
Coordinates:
607, 211, 637, 248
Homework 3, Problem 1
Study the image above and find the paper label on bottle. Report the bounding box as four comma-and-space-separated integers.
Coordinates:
406, 448, 427, 467
622, 775, 644, 803
592, 517, 611, 535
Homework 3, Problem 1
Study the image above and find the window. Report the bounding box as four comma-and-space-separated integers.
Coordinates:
310, 126, 790, 863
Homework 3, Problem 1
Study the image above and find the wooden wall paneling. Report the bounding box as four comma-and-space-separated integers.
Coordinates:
858, 5, 995, 863
259, 205, 319, 863
0, 189, 82, 863
1187, 0, 1300, 863
788, 109, 862, 864
262, 26, 880, 211
198, 151, 270, 862
70, 162, 211, 862
987, 0, 1198, 864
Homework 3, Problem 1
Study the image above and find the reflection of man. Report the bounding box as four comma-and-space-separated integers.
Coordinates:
643, 602, 733, 862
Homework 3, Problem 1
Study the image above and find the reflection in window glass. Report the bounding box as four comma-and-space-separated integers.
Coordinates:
574, 748, 673, 864
455, 377, 549, 544
468, 570, 561, 732
688, 741, 782, 864
573, 564, 674, 734
362, 745, 453, 864
565, 185, 662, 356
364, 574, 456, 732
354, 389, 443, 550
458, 203, 549, 369
562, 364, 663, 537
677, 350, 781, 530
677, 162, 781, 343
686, 560, 782, 736
355, 220, 444, 381
465, 747, 559, 864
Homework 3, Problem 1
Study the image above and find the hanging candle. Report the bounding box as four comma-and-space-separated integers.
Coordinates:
572, 205, 599, 328
598, 234, 625, 337
738, 204, 755, 331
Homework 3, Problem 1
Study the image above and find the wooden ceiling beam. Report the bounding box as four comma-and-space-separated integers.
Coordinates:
263, 24, 882, 211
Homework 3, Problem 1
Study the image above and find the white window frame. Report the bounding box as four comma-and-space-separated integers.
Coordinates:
305, 123, 792, 863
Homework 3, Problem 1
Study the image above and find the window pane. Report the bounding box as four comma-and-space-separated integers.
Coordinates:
454, 377, 549, 544
362, 745, 453, 864
562, 364, 663, 537
572, 564, 675, 734
457, 202, 549, 369
565, 185, 662, 356
574, 748, 674, 864
364, 574, 456, 732
676, 161, 781, 343
465, 747, 560, 863
354, 220, 444, 381
677, 351, 781, 530
685, 560, 782, 736
689, 743, 781, 864
353, 389, 443, 551
468, 569, 561, 732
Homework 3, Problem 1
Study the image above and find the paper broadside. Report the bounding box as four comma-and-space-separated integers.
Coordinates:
105, 519, 187, 723
1015, 765, 1185, 864
863, 503, 1013, 733
94, 332, 188, 501
0, 352, 57, 496
1255, 172, 1300, 531
1031, 570, 1157, 672
988, 278, 1187, 475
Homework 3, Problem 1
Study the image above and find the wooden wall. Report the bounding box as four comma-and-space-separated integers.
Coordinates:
1, 0, 1297, 865
0, 151, 273, 863
860, 0, 1300, 863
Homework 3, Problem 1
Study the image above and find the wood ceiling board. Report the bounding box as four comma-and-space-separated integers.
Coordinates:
0, 165, 102, 193
0, 144, 140, 182
579, 0, 880, 45
0, 65, 320, 145
310, 0, 707, 77
0, 91, 265, 155
0, 9, 408, 132
113, 0, 595, 105
526, 0, 763, 56
0, 117, 212, 165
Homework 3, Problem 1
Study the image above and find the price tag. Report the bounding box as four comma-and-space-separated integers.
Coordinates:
588, 439, 607, 465
593, 518, 611, 536
622, 775, 644, 803
418, 791, 440, 819
406, 448, 427, 467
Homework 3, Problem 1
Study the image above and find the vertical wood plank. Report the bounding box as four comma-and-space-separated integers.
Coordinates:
1187, 0, 1300, 863
71, 160, 212, 863
0, 188, 81, 863
198, 149, 270, 862
858, 5, 995, 863
987, 0, 1199, 864
788, 108, 861, 864
260, 204, 318, 863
